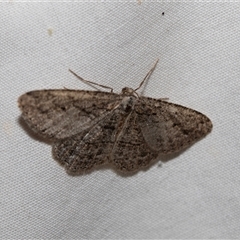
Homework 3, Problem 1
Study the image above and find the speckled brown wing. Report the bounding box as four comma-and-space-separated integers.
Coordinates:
111, 110, 159, 172
52, 98, 133, 174
136, 97, 213, 154
18, 90, 122, 140
19, 88, 212, 174
110, 97, 212, 172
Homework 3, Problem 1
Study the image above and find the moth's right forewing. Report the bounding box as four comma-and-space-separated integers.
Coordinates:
18, 90, 122, 140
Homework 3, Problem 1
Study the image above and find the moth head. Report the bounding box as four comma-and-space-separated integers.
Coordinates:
121, 87, 138, 98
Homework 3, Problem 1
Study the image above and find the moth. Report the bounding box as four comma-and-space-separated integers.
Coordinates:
18, 61, 212, 174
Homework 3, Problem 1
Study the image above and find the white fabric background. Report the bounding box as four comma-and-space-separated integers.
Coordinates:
1, 1, 240, 239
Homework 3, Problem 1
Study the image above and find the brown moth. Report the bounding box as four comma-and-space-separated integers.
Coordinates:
18, 61, 212, 174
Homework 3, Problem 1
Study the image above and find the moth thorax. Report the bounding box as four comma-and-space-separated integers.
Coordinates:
121, 96, 135, 112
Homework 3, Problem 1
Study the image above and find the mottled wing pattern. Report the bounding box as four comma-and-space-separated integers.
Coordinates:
110, 97, 212, 172
18, 90, 122, 139
19, 89, 212, 174
136, 97, 213, 154
111, 110, 159, 172
52, 102, 132, 174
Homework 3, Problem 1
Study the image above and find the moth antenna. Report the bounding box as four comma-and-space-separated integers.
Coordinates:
69, 69, 113, 92
134, 59, 159, 92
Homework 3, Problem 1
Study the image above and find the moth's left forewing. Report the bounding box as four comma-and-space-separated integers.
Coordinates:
136, 97, 212, 154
